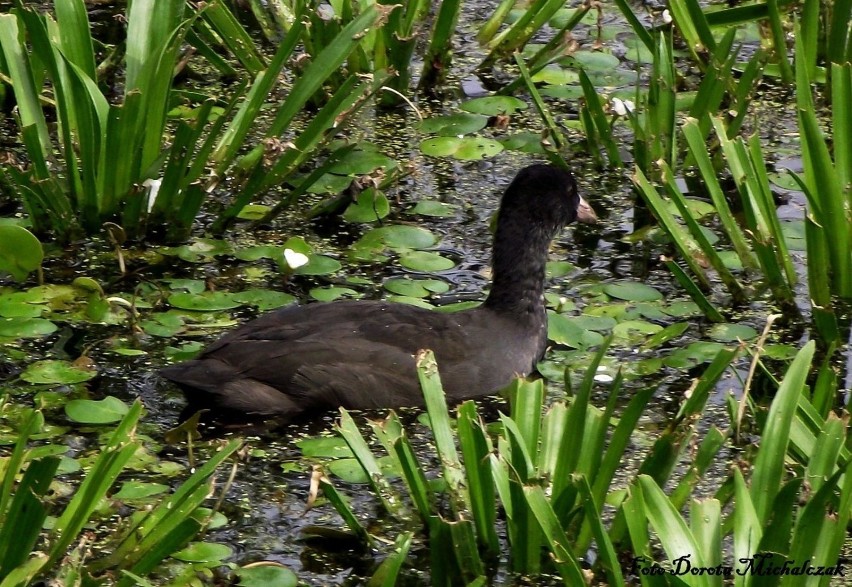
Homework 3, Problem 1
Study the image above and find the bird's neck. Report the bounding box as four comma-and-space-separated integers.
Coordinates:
483, 220, 551, 317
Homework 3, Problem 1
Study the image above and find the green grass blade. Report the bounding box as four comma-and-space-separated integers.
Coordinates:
636, 475, 712, 587
522, 485, 588, 585
54, 0, 96, 78
457, 401, 498, 554
750, 341, 814, 523
318, 476, 373, 546
336, 410, 405, 517
366, 532, 413, 587
417, 350, 470, 515
0, 13, 51, 154
632, 166, 711, 288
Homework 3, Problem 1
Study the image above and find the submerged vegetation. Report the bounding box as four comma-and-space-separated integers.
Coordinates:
0, 0, 850, 584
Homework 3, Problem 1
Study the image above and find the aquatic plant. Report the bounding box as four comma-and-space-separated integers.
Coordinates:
0, 0, 386, 242
0, 401, 242, 585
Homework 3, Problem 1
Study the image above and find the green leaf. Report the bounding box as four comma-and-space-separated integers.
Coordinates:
236, 565, 298, 587
460, 96, 528, 115
603, 281, 663, 301
21, 360, 97, 384
171, 542, 233, 563
420, 136, 504, 160
407, 200, 458, 217
707, 323, 758, 342
169, 291, 241, 311
231, 289, 296, 311
0, 317, 57, 338
0, 225, 43, 281
65, 396, 130, 424
399, 251, 455, 271
343, 189, 390, 223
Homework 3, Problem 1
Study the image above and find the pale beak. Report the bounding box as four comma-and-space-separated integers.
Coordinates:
577, 196, 597, 224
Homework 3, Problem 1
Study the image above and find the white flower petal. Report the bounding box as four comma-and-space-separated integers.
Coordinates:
283, 248, 309, 269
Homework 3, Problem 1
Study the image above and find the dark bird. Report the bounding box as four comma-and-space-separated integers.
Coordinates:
160, 164, 597, 419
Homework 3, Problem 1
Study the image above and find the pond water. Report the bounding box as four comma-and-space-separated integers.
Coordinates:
1, 0, 847, 585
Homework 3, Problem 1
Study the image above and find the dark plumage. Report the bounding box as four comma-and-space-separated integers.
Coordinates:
160, 164, 596, 419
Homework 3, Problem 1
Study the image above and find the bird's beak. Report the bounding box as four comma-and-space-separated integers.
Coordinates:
577, 196, 598, 224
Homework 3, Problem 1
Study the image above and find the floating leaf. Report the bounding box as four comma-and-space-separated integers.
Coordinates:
329, 149, 396, 175
296, 436, 353, 458
547, 313, 604, 348
112, 481, 169, 500
343, 188, 390, 223
546, 261, 576, 278
65, 396, 129, 424
407, 201, 458, 217
0, 225, 43, 281
309, 287, 360, 302
419, 113, 489, 136
328, 456, 399, 483
293, 255, 341, 276
386, 295, 434, 309
236, 565, 298, 587
571, 51, 620, 71
172, 542, 233, 563
0, 294, 45, 318
571, 315, 617, 332
531, 66, 578, 85
708, 323, 758, 342
164, 342, 204, 362
642, 322, 689, 349
501, 132, 547, 153
232, 289, 296, 311
234, 245, 285, 262
356, 225, 438, 252
169, 291, 241, 311
399, 251, 455, 271
22, 360, 97, 384
420, 136, 503, 160
237, 204, 272, 220
663, 342, 726, 369
460, 96, 527, 115
384, 277, 449, 298
603, 281, 663, 301
161, 278, 207, 293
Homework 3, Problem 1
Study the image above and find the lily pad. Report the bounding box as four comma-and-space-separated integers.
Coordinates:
169, 291, 241, 311
386, 295, 434, 309
22, 360, 97, 384
234, 245, 285, 262
547, 313, 604, 349
407, 201, 458, 217
546, 261, 576, 278
328, 455, 399, 483
642, 322, 689, 349
0, 296, 46, 318
232, 289, 296, 311
399, 251, 455, 272
309, 287, 360, 302
237, 565, 298, 587
0, 225, 43, 281
663, 341, 726, 369
343, 188, 390, 223
420, 136, 504, 160
501, 132, 547, 154
419, 113, 489, 136
384, 277, 449, 298
112, 481, 169, 500
708, 323, 758, 342
237, 204, 272, 220
460, 96, 527, 116
356, 225, 438, 251
172, 542, 233, 563
329, 149, 396, 175
571, 51, 620, 71
65, 396, 129, 424
603, 281, 663, 302
293, 255, 342, 276
296, 436, 353, 458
